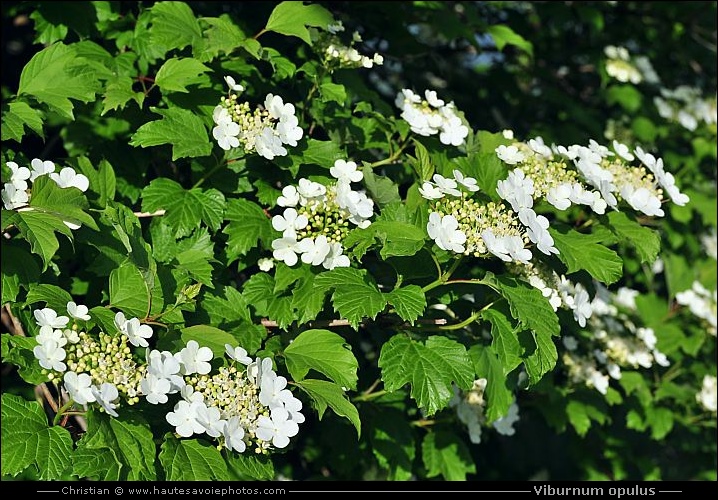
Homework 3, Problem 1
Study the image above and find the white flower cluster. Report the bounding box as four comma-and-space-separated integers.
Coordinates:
448, 379, 520, 444
495, 137, 689, 218
212, 77, 303, 160
696, 375, 717, 413
315, 21, 384, 69
559, 283, 670, 395
30, 303, 304, 453
654, 86, 717, 131
2, 158, 90, 229
164, 345, 304, 453
603, 45, 650, 85
676, 281, 717, 337
270, 160, 374, 269
395, 89, 469, 146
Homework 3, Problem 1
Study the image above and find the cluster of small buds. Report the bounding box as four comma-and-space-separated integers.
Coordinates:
31, 303, 147, 416
2, 158, 90, 228
495, 137, 690, 218
395, 89, 469, 146
165, 343, 304, 453
654, 86, 718, 132
422, 169, 549, 264
697, 375, 717, 413
448, 379, 520, 444
603, 45, 648, 85
313, 21, 384, 70
211, 76, 303, 160
269, 159, 374, 269
675, 281, 717, 337
560, 283, 670, 395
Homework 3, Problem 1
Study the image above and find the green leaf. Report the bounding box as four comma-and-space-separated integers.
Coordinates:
72, 447, 123, 481
481, 307, 522, 375
25, 283, 73, 312
284, 329, 359, 390
200, 285, 252, 326
155, 57, 211, 93
604, 211, 660, 264
386, 285, 427, 325
314, 268, 387, 329
1, 394, 73, 480
1, 334, 47, 385
69, 157, 117, 208
407, 139, 434, 181
369, 408, 416, 481
223, 198, 273, 263
225, 453, 274, 481
452, 154, 507, 200
104, 416, 157, 481
109, 262, 152, 318
607, 85, 643, 113
489, 274, 560, 339
102, 77, 145, 115
29, 175, 97, 230
4, 210, 73, 270
17, 42, 100, 119
291, 276, 327, 326
141, 178, 225, 238
175, 248, 215, 285
159, 435, 229, 481
645, 407, 674, 440
2, 101, 44, 142
422, 430, 476, 480
468, 344, 514, 423
1, 245, 41, 304
379, 335, 474, 415
295, 379, 361, 437
181, 325, 234, 357
519, 328, 558, 386
130, 107, 212, 161
362, 167, 401, 207
550, 228, 623, 285
197, 15, 247, 61
150, 1, 202, 54
264, 1, 334, 44
319, 82, 346, 104
242, 273, 295, 329
566, 400, 592, 437
486, 24, 533, 56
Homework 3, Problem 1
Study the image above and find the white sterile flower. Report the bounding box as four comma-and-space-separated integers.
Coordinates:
29, 158, 55, 181
272, 236, 301, 266
264, 93, 291, 120
195, 403, 226, 438
247, 357, 274, 387
276, 113, 303, 146
504, 235, 532, 264
166, 399, 205, 437
589, 370, 609, 395
225, 344, 252, 365
36, 325, 68, 347
224, 75, 244, 92
341, 189, 374, 221
562, 336, 578, 351
272, 207, 309, 238
637, 327, 657, 350
63, 371, 96, 405
255, 126, 287, 160
453, 170, 479, 192
606, 363, 622, 380
614, 287, 639, 310
323, 242, 350, 270
439, 115, 469, 146
34, 307, 69, 329
124, 317, 153, 348
297, 235, 332, 266
427, 213, 466, 253
259, 372, 296, 410
92, 383, 120, 417
432, 174, 461, 197
572, 287, 593, 327
283, 395, 305, 423
34, 340, 66, 372
114, 311, 128, 333
297, 178, 326, 200
213, 119, 241, 151
257, 257, 275, 272
277, 185, 300, 207
623, 186, 664, 217
612, 140, 634, 161
495, 144, 525, 165
330, 159, 363, 183
419, 181, 444, 200
63, 329, 80, 344
141, 373, 171, 405
2, 182, 29, 210
654, 166, 689, 206
223, 416, 247, 453
587, 189, 609, 214
181, 385, 205, 404
49, 167, 90, 192
67, 301, 91, 321
425, 90, 445, 107
546, 183, 573, 210
176, 340, 214, 375
697, 375, 717, 413
147, 350, 184, 391
255, 407, 299, 449
653, 350, 670, 367
481, 229, 511, 262
492, 402, 520, 436
529, 137, 553, 158
519, 209, 558, 255
7, 161, 31, 190
496, 169, 534, 211
633, 146, 657, 171
588, 139, 612, 158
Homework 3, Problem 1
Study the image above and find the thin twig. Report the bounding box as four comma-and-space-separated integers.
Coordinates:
133, 209, 166, 218
259, 317, 448, 328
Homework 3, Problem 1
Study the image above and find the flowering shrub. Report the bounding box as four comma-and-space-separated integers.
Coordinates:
1, 1, 715, 482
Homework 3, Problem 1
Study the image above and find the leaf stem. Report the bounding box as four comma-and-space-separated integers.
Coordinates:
53, 399, 76, 426
422, 256, 464, 293
353, 389, 388, 402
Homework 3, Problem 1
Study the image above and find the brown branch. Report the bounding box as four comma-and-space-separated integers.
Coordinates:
259, 317, 448, 328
